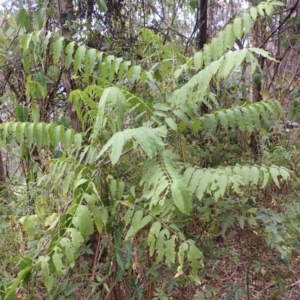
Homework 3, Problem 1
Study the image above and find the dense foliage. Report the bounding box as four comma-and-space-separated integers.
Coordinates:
1, 0, 300, 299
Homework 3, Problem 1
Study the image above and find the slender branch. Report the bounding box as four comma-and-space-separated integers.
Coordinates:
260, 0, 300, 48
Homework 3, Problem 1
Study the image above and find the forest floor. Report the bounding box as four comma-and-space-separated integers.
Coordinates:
172, 226, 300, 300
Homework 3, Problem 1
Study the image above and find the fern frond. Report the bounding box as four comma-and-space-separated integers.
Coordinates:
69, 85, 159, 137
184, 166, 244, 201
70, 86, 128, 137
172, 49, 275, 107
184, 164, 290, 201
38, 188, 107, 291
147, 222, 203, 282
165, 99, 283, 134
20, 32, 149, 85
140, 150, 192, 214
229, 164, 289, 188
191, 1, 282, 71
39, 156, 82, 193
0, 122, 82, 151
171, 2, 282, 109
199, 99, 283, 133
89, 87, 126, 143
95, 126, 167, 165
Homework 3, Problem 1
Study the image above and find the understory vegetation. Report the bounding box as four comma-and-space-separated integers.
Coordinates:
1, 0, 300, 299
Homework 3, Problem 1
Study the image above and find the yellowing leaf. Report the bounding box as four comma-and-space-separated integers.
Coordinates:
260, 89, 270, 100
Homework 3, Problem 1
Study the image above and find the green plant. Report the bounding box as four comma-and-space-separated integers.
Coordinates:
1, 2, 296, 299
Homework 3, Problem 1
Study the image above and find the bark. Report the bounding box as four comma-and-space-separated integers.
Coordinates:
87, 0, 94, 24
197, 0, 209, 115
57, 0, 82, 132
250, 19, 263, 158
197, 0, 208, 51
251, 21, 262, 103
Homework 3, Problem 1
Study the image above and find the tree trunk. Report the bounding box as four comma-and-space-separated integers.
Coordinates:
197, 0, 209, 115
197, 0, 208, 51
250, 19, 263, 158
57, 0, 82, 132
